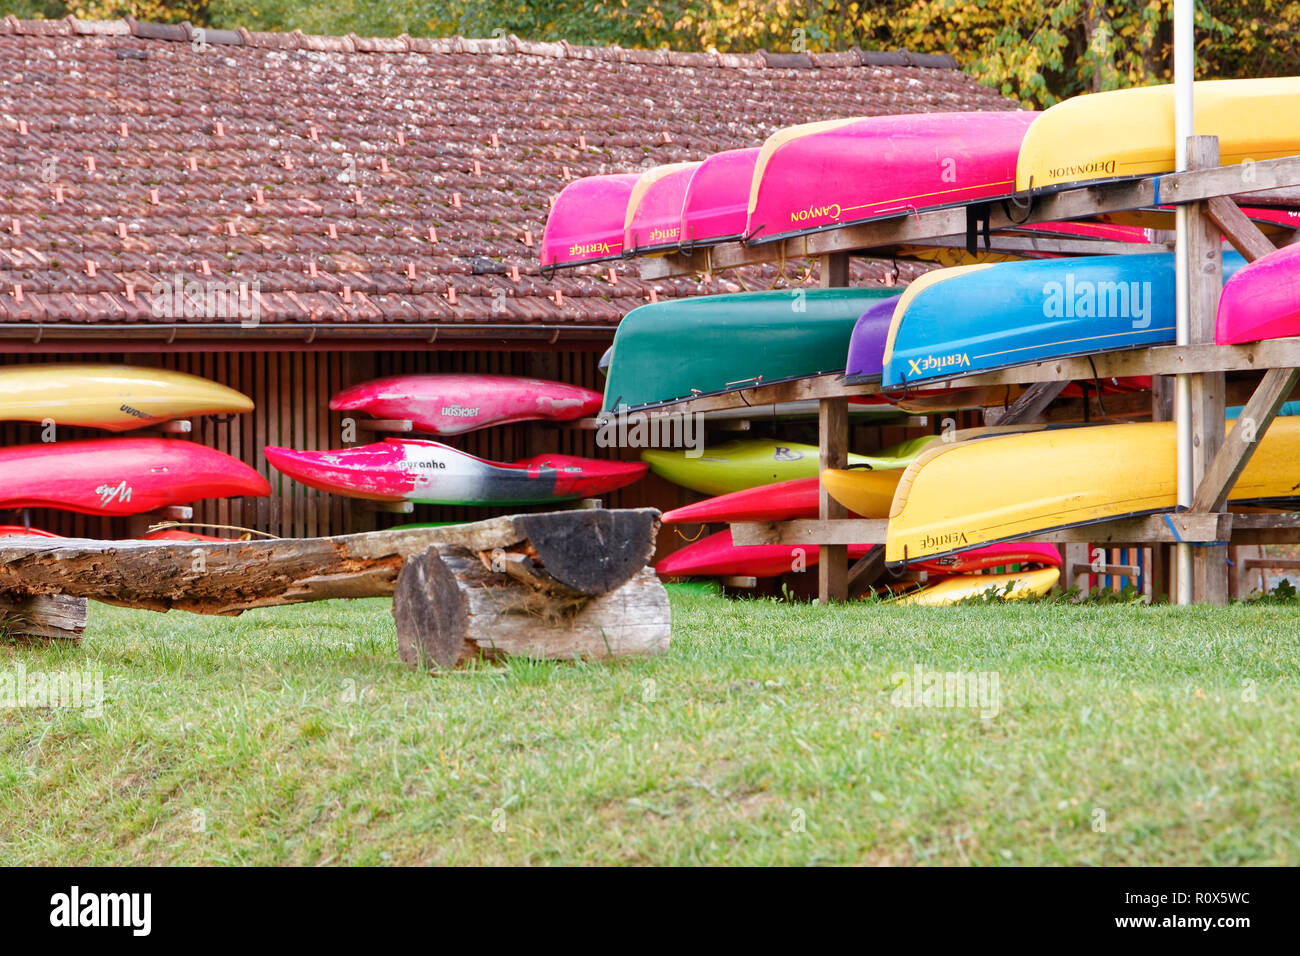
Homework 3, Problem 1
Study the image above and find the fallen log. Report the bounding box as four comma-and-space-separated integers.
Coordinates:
394, 547, 670, 669
0, 509, 660, 616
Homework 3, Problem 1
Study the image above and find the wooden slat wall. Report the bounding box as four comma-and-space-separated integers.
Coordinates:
0, 349, 941, 545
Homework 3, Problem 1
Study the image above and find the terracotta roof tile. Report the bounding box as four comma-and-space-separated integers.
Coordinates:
0, 18, 1018, 329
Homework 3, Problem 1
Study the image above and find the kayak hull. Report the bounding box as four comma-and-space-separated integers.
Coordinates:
1017, 78, 1300, 192
266, 439, 647, 506
644, 437, 933, 497
747, 111, 1037, 244
0, 363, 253, 431
539, 173, 640, 268
844, 295, 902, 384
885, 420, 1300, 566
680, 148, 760, 247
624, 162, 700, 255
663, 472, 899, 524
881, 252, 1246, 389
895, 568, 1060, 606
330, 374, 603, 436
1216, 243, 1300, 345
603, 288, 898, 412
656, 529, 872, 578
0, 438, 270, 516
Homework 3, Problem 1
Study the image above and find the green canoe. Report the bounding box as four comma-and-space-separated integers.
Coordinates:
602, 288, 899, 412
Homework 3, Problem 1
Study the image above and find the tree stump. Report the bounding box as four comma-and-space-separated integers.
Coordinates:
0, 594, 87, 642
394, 545, 670, 670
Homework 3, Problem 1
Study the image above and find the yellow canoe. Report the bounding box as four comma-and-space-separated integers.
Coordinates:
0, 364, 254, 431
1016, 77, 1300, 191
885, 419, 1300, 566
893, 567, 1060, 606
819, 467, 905, 518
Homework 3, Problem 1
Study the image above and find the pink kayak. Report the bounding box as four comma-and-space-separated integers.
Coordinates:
746, 111, 1038, 244
1216, 242, 1300, 344
330, 374, 603, 436
266, 438, 647, 506
540, 172, 641, 269
909, 542, 1062, 575
662, 477, 876, 524
0, 438, 270, 516
679, 147, 761, 248
1014, 221, 1149, 243
656, 528, 873, 579
624, 162, 700, 255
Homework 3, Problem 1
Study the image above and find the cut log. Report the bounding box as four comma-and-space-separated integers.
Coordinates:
0, 508, 660, 615
394, 545, 670, 669
0, 593, 87, 642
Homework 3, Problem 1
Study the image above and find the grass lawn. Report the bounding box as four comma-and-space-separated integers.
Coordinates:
2, 586, 1297, 865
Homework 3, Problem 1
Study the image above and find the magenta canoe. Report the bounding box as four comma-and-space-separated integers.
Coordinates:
624, 162, 700, 255
745, 111, 1038, 244
330, 374, 604, 436
0, 438, 269, 516
540, 172, 641, 269
1014, 221, 1150, 244
1216, 242, 1300, 345
266, 439, 647, 506
679, 147, 761, 248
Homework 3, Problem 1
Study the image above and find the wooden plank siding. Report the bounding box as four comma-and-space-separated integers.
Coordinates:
0, 350, 944, 555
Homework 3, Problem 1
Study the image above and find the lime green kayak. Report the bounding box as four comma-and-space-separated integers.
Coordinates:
603, 288, 898, 411
642, 436, 934, 495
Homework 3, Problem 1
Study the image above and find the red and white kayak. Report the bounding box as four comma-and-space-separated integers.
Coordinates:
540, 172, 641, 268
656, 528, 873, 579
0, 438, 270, 516
330, 374, 604, 437
624, 162, 700, 255
908, 542, 1062, 575
746, 111, 1037, 244
680, 148, 760, 248
1216, 242, 1300, 345
266, 439, 647, 506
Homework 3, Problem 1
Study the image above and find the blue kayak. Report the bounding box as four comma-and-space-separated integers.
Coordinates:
881, 252, 1246, 388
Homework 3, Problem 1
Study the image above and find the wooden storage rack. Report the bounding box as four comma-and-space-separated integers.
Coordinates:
626, 139, 1300, 604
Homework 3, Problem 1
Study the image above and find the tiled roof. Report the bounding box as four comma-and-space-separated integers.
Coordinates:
0, 16, 1019, 332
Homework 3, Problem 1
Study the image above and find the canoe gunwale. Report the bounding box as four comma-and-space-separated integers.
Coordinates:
604, 367, 851, 415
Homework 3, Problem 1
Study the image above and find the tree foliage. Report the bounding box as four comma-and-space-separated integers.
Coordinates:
3, 0, 1297, 107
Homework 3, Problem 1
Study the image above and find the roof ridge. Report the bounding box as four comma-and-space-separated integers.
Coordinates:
0, 15, 960, 70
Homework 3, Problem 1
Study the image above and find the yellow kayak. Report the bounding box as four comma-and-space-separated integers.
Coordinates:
885, 419, 1300, 566
819, 467, 905, 518
642, 436, 933, 496
0, 364, 253, 431
894, 567, 1060, 606
1017, 77, 1300, 191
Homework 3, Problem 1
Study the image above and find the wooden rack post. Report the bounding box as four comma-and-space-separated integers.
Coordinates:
818, 252, 852, 602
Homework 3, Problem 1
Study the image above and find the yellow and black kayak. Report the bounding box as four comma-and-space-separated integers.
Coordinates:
885, 419, 1300, 567
0, 364, 253, 431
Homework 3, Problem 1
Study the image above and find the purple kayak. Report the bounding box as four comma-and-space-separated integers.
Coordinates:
844, 295, 902, 384
540, 172, 640, 269
679, 148, 761, 249
1216, 242, 1300, 345
624, 162, 700, 255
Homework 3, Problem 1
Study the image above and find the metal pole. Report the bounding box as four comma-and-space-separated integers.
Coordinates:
1173, 0, 1195, 604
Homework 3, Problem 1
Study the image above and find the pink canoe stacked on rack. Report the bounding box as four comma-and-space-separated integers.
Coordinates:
623, 162, 700, 256
540, 173, 641, 269
1216, 242, 1300, 345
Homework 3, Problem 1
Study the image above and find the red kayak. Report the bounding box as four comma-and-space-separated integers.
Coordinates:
656, 529, 873, 579
137, 529, 238, 542
1216, 242, 1300, 345
0, 525, 60, 537
909, 542, 1062, 575
330, 374, 603, 437
661, 473, 901, 525
266, 438, 646, 505
0, 438, 269, 516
